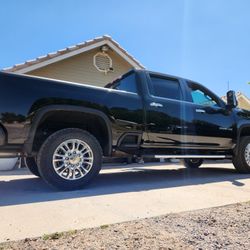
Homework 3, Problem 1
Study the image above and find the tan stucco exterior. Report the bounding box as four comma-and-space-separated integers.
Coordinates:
237, 95, 250, 110
27, 48, 132, 87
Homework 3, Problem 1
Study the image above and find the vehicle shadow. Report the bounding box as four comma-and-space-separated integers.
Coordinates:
0, 164, 249, 207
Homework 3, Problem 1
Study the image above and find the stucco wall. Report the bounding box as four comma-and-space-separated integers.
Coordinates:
238, 96, 250, 110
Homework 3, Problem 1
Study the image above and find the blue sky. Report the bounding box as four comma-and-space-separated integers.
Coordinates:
0, 0, 249, 97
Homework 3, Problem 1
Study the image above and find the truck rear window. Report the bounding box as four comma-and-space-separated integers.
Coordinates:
109, 72, 137, 94
149, 76, 181, 100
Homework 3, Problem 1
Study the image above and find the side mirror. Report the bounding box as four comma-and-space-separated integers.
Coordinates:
226, 90, 238, 108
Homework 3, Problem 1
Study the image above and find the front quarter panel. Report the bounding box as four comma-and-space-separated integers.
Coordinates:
235, 108, 250, 128
234, 108, 250, 152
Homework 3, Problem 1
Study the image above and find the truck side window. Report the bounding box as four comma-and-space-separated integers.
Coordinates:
113, 73, 137, 93
188, 82, 219, 107
149, 76, 181, 100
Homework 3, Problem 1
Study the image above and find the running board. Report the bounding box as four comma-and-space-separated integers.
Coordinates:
145, 155, 230, 159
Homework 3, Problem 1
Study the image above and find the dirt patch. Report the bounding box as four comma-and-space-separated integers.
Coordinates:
1, 202, 250, 250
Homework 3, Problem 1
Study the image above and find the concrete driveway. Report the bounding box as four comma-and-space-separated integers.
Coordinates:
0, 161, 250, 242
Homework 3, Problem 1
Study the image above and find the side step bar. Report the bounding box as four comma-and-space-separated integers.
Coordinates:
146, 155, 230, 159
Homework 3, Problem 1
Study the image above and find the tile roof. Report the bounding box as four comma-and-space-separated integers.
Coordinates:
2, 35, 145, 73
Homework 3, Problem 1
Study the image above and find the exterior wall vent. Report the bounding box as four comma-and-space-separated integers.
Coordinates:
93, 52, 113, 74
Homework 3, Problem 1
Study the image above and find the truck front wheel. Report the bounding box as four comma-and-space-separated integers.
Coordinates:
184, 159, 203, 168
37, 128, 102, 190
232, 136, 250, 173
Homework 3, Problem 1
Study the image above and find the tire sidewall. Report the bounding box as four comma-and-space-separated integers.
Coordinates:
236, 137, 250, 171
25, 157, 40, 177
242, 138, 250, 167
232, 136, 250, 173
37, 129, 102, 190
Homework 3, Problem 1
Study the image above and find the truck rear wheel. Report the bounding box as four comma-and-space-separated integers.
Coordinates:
184, 159, 203, 168
25, 157, 40, 177
232, 136, 250, 173
37, 128, 102, 190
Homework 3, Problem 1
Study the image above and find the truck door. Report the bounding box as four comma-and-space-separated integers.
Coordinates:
144, 73, 189, 148
184, 81, 235, 149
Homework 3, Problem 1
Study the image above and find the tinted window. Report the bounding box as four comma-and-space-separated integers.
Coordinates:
113, 73, 137, 93
188, 83, 219, 107
149, 76, 181, 100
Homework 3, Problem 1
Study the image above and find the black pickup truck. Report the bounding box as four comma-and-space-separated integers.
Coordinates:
0, 70, 250, 190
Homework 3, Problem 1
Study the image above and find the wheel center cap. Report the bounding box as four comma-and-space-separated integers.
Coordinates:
69, 156, 81, 165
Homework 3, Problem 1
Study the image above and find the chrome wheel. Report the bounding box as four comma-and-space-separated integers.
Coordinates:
52, 139, 94, 180
244, 143, 250, 166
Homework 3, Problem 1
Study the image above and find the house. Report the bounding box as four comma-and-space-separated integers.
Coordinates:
2, 35, 144, 87
222, 92, 250, 110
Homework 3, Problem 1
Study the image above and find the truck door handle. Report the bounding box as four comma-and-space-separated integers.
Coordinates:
195, 108, 206, 113
150, 102, 163, 108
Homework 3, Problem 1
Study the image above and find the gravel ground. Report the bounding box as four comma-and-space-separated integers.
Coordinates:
1, 202, 250, 250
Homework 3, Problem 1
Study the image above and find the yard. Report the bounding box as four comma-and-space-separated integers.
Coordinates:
1, 201, 250, 249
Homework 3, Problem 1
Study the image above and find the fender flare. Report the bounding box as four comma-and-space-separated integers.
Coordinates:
24, 105, 112, 155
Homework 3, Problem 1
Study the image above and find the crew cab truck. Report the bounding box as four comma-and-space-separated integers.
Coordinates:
0, 70, 249, 190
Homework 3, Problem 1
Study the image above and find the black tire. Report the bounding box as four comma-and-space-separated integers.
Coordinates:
37, 128, 103, 190
184, 159, 203, 168
25, 157, 41, 177
232, 136, 250, 173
